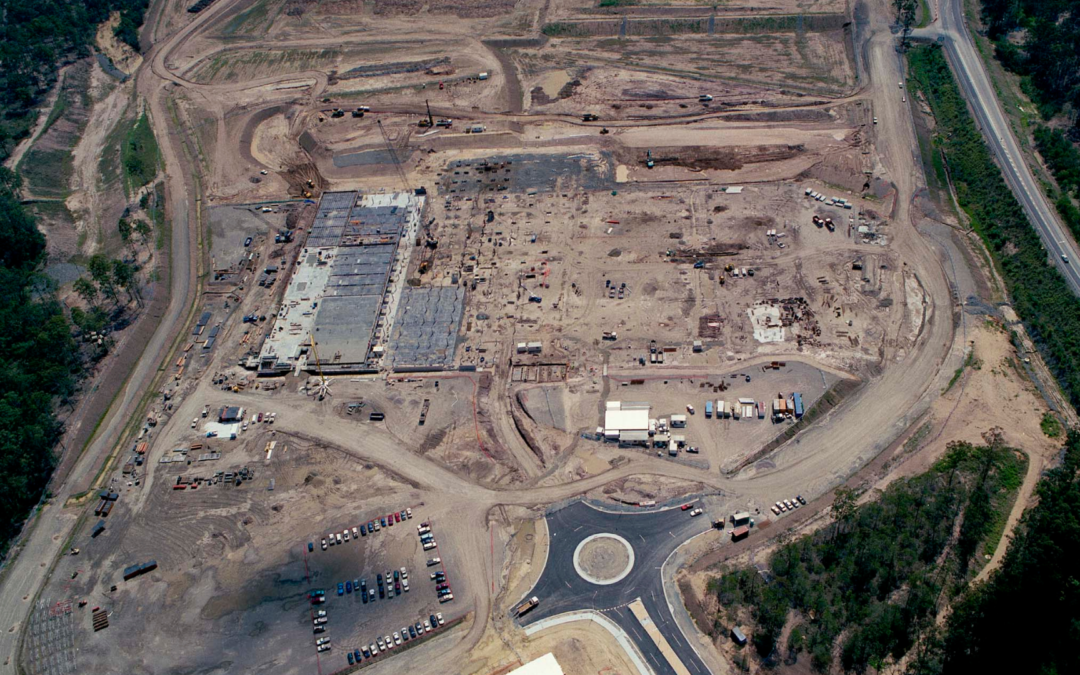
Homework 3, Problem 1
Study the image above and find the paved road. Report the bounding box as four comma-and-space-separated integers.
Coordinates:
519, 502, 714, 675
911, 0, 1080, 294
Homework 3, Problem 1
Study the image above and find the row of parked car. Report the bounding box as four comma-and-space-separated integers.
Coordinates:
419, 523, 454, 603
308, 507, 414, 552
337, 567, 411, 601
771, 495, 807, 515
343, 613, 447, 665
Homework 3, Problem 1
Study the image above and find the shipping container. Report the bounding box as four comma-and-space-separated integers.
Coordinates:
792, 392, 804, 418
731, 525, 750, 541
122, 560, 158, 581
705, 401, 713, 418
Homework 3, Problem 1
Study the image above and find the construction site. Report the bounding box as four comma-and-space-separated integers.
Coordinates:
11, 1, 1066, 675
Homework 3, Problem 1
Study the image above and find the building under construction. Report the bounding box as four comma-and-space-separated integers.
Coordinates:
255, 191, 424, 375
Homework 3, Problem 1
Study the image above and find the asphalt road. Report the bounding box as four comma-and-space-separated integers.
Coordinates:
519, 501, 714, 675
911, 0, 1080, 294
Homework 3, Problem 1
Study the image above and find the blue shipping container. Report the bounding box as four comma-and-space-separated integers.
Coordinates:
705, 401, 713, 418
792, 393, 804, 418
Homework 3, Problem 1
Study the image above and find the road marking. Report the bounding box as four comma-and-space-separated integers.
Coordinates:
628, 598, 692, 675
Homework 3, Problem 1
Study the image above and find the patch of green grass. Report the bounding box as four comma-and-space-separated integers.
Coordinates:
121, 111, 160, 195
221, 0, 273, 35
1040, 411, 1063, 438
18, 148, 75, 199
945, 349, 979, 393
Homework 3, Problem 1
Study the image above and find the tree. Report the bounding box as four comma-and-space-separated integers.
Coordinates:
134, 219, 152, 251
72, 277, 97, 306
832, 486, 858, 538
87, 254, 117, 307
111, 259, 139, 305
117, 218, 132, 243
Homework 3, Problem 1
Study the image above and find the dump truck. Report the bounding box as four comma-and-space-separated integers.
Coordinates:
515, 596, 540, 617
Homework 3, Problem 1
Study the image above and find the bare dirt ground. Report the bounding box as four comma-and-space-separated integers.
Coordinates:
7, 0, 1072, 674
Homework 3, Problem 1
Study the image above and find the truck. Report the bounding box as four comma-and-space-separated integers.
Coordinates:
602, 331, 618, 341
515, 596, 540, 616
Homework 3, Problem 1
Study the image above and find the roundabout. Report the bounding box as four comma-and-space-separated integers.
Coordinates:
573, 533, 635, 585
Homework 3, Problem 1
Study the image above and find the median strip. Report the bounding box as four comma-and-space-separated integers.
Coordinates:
628, 598, 691, 675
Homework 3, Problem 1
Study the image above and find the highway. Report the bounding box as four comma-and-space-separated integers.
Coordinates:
912, 0, 1080, 294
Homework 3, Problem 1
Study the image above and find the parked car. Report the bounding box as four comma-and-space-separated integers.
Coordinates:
343, 530, 350, 542
313, 625, 326, 634
337, 582, 344, 595
427, 557, 441, 566
415, 621, 424, 634
321, 538, 327, 550
354, 649, 362, 663
345, 580, 352, 593
409, 625, 417, 638
797, 495, 807, 505
436, 583, 449, 591
380, 517, 387, 528
335, 533, 342, 544
348, 652, 354, 665
406, 507, 413, 519
431, 572, 446, 581
244, 237, 253, 247
680, 503, 694, 511
317, 643, 330, 653
436, 612, 445, 626
352, 527, 359, 538
308, 542, 314, 552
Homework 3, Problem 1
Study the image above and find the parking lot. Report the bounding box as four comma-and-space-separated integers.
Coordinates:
300, 505, 462, 670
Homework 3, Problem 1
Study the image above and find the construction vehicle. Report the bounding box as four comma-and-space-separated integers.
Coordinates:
646, 150, 654, 169
515, 597, 540, 617
582, 113, 599, 122
699, 94, 714, 103
308, 335, 331, 400
435, 118, 453, 128
418, 100, 435, 128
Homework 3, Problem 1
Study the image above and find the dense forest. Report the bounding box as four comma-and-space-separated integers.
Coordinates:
0, 0, 150, 163
922, 429, 1080, 675
0, 168, 81, 548
981, 0, 1080, 126
710, 433, 1024, 672
908, 44, 1080, 411
1033, 126, 1080, 241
